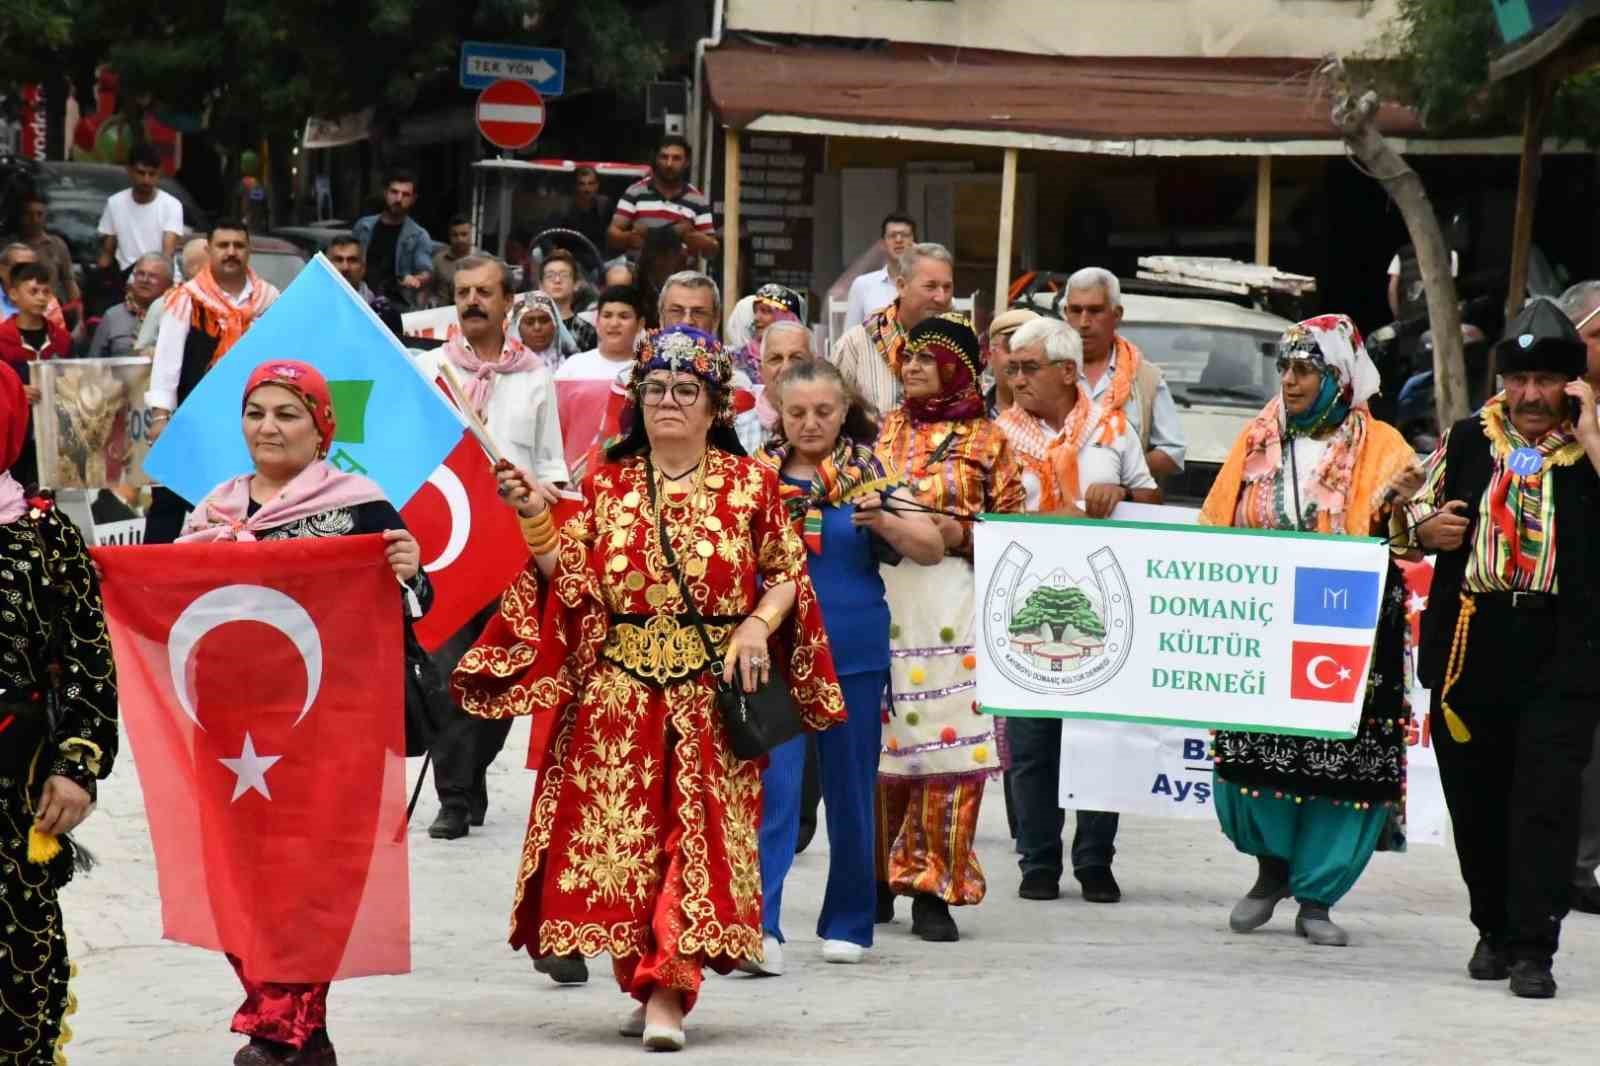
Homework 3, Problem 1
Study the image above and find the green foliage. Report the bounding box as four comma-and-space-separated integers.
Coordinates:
3, 0, 670, 148
1384, 0, 1600, 142
1009, 584, 1105, 642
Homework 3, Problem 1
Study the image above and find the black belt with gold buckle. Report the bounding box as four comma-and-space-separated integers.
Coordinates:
1477, 590, 1557, 611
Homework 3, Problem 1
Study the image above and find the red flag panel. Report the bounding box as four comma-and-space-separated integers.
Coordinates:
93, 535, 409, 983
403, 432, 529, 651
1288, 640, 1371, 704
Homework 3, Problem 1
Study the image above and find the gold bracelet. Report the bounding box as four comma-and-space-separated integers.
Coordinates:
519, 509, 555, 549
752, 603, 786, 632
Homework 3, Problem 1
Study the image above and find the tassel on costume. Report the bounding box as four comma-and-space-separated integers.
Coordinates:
28, 826, 61, 864
1438, 594, 1476, 743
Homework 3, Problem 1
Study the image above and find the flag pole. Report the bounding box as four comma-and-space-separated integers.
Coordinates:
437, 363, 503, 465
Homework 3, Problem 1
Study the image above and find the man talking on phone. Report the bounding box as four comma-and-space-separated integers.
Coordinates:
1408, 298, 1600, 1000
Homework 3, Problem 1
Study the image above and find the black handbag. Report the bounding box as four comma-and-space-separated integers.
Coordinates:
402, 629, 450, 758
647, 458, 803, 760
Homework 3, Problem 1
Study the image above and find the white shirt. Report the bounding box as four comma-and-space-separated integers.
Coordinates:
97, 189, 184, 270
1085, 344, 1187, 469
844, 267, 896, 332
147, 277, 261, 411
414, 345, 569, 485
553, 347, 633, 383
1014, 415, 1156, 513
1386, 251, 1458, 277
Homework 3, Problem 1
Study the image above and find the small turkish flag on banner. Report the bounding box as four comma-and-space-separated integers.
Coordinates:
92, 535, 410, 983
403, 432, 528, 650
1289, 640, 1372, 704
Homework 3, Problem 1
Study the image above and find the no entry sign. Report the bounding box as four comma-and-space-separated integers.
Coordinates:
476, 79, 545, 150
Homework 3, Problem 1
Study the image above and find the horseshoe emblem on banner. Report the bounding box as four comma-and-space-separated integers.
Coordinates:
982, 541, 1134, 697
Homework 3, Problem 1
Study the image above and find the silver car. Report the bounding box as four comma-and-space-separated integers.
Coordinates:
1031, 292, 1292, 503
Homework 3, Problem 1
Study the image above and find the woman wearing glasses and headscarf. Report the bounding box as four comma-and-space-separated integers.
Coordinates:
1200, 314, 1423, 948
453, 324, 845, 1051
874, 312, 1025, 944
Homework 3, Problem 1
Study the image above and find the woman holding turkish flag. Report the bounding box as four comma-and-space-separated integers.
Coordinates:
0, 363, 119, 1066
454, 325, 846, 1052
1200, 314, 1422, 948
178, 359, 432, 1066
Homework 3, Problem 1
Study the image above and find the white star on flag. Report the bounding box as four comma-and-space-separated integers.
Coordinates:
1407, 592, 1428, 615
1337, 666, 1353, 682
218, 732, 283, 802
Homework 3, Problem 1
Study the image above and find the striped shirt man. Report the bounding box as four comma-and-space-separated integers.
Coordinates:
614, 177, 714, 237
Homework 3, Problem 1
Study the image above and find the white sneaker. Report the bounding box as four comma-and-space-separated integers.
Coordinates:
619, 1005, 646, 1038
821, 939, 865, 964
736, 934, 784, 976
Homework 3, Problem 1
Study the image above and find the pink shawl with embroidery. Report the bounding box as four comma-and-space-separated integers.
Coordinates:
178, 460, 387, 543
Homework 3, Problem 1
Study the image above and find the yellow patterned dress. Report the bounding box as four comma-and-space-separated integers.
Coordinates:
453, 448, 843, 1010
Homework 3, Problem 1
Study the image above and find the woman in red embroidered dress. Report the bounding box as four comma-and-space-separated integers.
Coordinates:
454, 325, 845, 1051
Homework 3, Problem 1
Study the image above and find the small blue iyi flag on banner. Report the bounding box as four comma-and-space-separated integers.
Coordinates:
1292, 566, 1382, 629
145, 255, 464, 508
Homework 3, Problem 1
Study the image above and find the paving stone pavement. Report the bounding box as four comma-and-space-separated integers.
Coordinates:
63, 717, 1598, 1065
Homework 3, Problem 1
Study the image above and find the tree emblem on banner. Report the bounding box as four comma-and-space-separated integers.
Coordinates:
983, 541, 1133, 696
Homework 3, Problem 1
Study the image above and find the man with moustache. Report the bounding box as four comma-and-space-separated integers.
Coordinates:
144, 219, 281, 543
1410, 298, 1600, 998
608, 136, 719, 260
417, 256, 566, 843
830, 243, 956, 417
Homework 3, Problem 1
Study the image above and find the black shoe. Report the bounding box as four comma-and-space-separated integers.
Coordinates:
1018, 875, 1060, 901
910, 893, 960, 942
428, 806, 470, 840
1509, 959, 1557, 999
795, 815, 817, 855
1467, 937, 1509, 981
1077, 866, 1122, 903
1571, 882, 1600, 915
875, 881, 896, 924
533, 953, 590, 985
469, 779, 488, 828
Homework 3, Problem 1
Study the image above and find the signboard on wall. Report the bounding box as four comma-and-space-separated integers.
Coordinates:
735, 133, 822, 293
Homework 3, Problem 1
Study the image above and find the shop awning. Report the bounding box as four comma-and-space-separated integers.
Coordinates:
705, 38, 1537, 157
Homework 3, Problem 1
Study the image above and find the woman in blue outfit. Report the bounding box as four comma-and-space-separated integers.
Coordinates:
749, 358, 945, 970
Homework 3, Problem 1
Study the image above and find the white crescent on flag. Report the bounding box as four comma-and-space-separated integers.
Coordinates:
167, 584, 324, 728
421, 464, 472, 573
1305, 655, 1339, 690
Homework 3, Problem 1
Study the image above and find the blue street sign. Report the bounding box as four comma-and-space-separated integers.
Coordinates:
460, 41, 566, 95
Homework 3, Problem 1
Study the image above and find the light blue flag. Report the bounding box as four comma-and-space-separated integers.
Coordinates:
146, 255, 464, 507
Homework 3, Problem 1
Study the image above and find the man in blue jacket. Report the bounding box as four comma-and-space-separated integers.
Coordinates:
352, 169, 434, 304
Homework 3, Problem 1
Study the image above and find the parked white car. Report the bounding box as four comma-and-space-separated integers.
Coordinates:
1030, 291, 1292, 503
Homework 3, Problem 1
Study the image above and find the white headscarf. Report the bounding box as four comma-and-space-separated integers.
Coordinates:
508, 290, 574, 370
1278, 314, 1382, 411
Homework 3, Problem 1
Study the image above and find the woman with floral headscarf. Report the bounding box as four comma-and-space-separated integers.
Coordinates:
1200, 314, 1424, 948
873, 312, 1025, 943
453, 325, 845, 1051
509, 289, 576, 371
732, 283, 801, 381
180, 359, 432, 1066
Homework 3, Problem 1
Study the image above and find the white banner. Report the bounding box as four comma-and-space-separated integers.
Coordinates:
975, 514, 1393, 738
400, 305, 458, 340
1051, 553, 1451, 847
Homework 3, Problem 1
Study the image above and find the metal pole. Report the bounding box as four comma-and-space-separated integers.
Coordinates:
723, 127, 742, 312
1254, 156, 1272, 266
994, 147, 1019, 313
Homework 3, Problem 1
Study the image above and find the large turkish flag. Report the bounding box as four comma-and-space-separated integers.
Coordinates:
402, 431, 528, 651
93, 535, 410, 983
